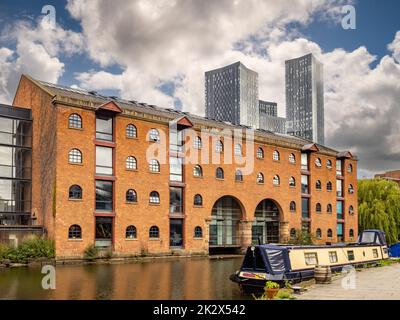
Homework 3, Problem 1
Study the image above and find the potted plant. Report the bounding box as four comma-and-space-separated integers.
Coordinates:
264, 281, 280, 300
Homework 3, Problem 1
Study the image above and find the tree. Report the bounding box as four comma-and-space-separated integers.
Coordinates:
358, 179, 400, 245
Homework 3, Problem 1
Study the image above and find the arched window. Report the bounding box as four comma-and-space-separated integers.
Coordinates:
68, 225, 82, 239
327, 181, 333, 191
194, 226, 203, 238
69, 149, 82, 164
149, 226, 159, 238
315, 158, 322, 168
149, 191, 160, 204
273, 175, 280, 186
235, 170, 243, 182
69, 185, 82, 200
216, 167, 224, 179
348, 184, 354, 194
68, 114, 82, 129
234, 144, 242, 156
148, 128, 160, 142
316, 228, 322, 239
290, 201, 296, 212
327, 229, 333, 238
273, 150, 280, 161
289, 176, 296, 187
193, 165, 203, 177
126, 189, 137, 203
348, 164, 353, 173
126, 156, 137, 170
349, 229, 354, 238
316, 203, 322, 213
327, 160, 333, 169
257, 172, 264, 184
149, 159, 160, 172
289, 153, 296, 164
349, 205, 354, 215
256, 147, 264, 159
316, 180, 322, 190
126, 124, 137, 138
327, 204, 333, 213
126, 226, 137, 239
290, 228, 297, 239
194, 194, 203, 206
215, 140, 223, 153
194, 136, 202, 149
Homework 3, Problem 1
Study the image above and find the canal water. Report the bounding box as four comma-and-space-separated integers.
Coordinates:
0, 257, 249, 300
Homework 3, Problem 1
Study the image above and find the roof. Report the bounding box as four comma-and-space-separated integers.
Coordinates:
21, 74, 353, 157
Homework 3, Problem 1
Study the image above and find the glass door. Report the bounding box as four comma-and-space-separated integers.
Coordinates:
170, 219, 183, 247
95, 217, 113, 248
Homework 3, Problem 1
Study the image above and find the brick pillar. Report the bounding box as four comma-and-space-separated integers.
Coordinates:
280, 221, 290, 243
239, 220, 253, 253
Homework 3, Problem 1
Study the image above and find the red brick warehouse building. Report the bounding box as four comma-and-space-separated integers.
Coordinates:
6, 74, 358, 259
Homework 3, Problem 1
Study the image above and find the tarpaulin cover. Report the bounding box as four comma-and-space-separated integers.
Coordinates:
265, 249, 286, 274
389, 243, 400, 257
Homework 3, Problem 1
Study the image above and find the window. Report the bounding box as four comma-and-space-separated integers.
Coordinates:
69, 114, 82, 129
149, 226, 159, 238
348, 184, 354, 194
194, 194, 203, 206
301, 153, 308, 170
234, 144, 242, 156
169, 187, 183, 213
316, 228, 322, 239
316, 203, 322, 213
194, 226, 203, 238
256, 147, 264, 159
327, 181, 333, 191
215, 140, 223, 153
290, 201, 296, 212
304, 253, 318, 266
337, 179, 343, 197
126, 189, 137, 203
329, 251, 338, 263
349, 205, 354, 215
126, 156, 137, 170
273, 175, 280, 186
327, 160, 332, 169
68, 225, 82, 239
126, 226, 137, 239
301, 175, 309, 193
315, 158, 322, 168
337, 223, 344, 242
194, 136, 202, 149
327, 204, 333, 213
216, 167, 224, 179
336, 159, 342, 176
327, 229, 333, 238
273, 150, 280, 161
257, 172, 264, 184
148, 129, 160, 142
69, 185, 82, 200
302, 198, 310, 219
302, 221, 311, 234
149, 159, 160, 172
290, 228, 297, 239
126, 124, 137, 138
194, 165, 203, 177
348, 164, 353, 173
149, 191, 160, 204
169, 157, 183, 182
96, 146, 113, 175
96, 180, 113, 211
316, 180, 322, 190
235, 170, 243, 182
289, 176, 296, 187
373, 249, 379, 259
337, 201, 343, 220
349, 229, 354, 238
347, 250, 355, 261
96, 115, 113, 141
69, 149, 82, 164
289, 153, 296, 164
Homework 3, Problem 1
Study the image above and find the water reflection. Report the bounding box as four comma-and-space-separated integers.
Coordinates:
0, 257, 247, 300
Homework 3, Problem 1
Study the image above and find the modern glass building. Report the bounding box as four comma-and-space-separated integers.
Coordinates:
259, 101, 286, 134
259, 100, 277, 117
285, 53, 325, 144
205, 61, 259, 128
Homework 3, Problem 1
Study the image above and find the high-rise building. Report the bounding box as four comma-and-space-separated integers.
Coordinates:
259, 100, 277, 117
258, 101, 286, 134
285, 53, 324, 144
205, 61, 259, 128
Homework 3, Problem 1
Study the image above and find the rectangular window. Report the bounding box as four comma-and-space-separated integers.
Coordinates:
301, 175, 309, 194
169, 187, 183, 214
96, 115, 113, 141
337, 201, 343, 220
337, 223, 344, 242
0, 118, 32, 147
347, 250, 355, 261
302, 198, 310, 219
301, 153, 309, 170
0, 146, 32, 180
96, 146, 113, 175
170, 130, 183, 152
0, 179, 32, 225
169, 157, 183, 182
304, 253, 318, 266
95, 180, 113, 211
336, 160, 342, 176
372, 249, 379, 259
336, 179, 343, 197
329, 251, 338, 263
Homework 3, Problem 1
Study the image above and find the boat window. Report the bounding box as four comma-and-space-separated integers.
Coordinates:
304, 253, 318, 266
329, 251, 338, 263
347, 250, 355, 261
372, 249, 379, 259
242, 247, 266, 271
359, 231, 375, 244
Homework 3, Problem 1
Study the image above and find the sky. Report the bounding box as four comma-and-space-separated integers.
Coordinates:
0, 0, 399, 178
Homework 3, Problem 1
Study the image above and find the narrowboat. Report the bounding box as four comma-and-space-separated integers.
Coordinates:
230, 230, 389, 293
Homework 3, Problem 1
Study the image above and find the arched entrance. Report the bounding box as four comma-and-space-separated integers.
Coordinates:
209, 196, 243, 247
252, 199, 280, 244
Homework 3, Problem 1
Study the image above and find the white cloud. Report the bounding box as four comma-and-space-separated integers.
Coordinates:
389, 31, 400, 63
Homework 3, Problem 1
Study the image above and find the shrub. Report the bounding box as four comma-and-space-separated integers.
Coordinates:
84, 245, 99, 261
287, 229, 315, 245
0, 237, 54, 263
265, 281, 280, 290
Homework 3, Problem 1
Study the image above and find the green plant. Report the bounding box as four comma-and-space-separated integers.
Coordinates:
0, 237, 54, 263
273, 289, 296, 300
265, 281, 280, 290
287, 229, 315, 245
84, 245, 99, 261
